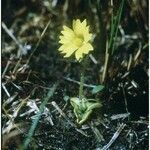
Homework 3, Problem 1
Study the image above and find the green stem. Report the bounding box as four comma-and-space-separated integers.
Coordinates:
79, 72, 84, 99
111, 0, 125, 55
21, 83, 58, 150
79, 56, 88, 100
108, 0, 125, 55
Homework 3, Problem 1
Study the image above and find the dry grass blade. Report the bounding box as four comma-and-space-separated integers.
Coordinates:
26, 20, 51, 65
2, 22, 25, 57
2, 56, 14, 78
101, 40, 109, 83
97, 123, 126, 150
110, 113, 130, 120
64, 77, 96, 88
90, 121, 105, 142
2, 83, 10, 97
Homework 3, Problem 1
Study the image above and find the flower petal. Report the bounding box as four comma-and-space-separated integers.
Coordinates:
59, 37, 70, 44
62, 44, 78, 57
75, 43, 93, 60
61, 26, 75, 39
84, 34, 92, 42
73, 19, 85, 36
82, 19, 87, 27
58, 44, 66, 51
63, 25, 74, 33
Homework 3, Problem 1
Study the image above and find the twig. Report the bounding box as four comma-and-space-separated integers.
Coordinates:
97, 123, 126, 150
122, 84, 129, 114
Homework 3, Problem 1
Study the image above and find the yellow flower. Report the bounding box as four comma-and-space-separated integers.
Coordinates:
58, 19, 93, 61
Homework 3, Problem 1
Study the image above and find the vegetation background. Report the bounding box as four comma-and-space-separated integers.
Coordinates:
2, 0, 148, 149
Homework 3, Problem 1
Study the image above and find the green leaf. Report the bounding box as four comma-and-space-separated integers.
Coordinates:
63, 95, 69, 102
91, 85, 104, 94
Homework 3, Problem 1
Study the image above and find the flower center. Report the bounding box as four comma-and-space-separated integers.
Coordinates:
73, 36, 83, 47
